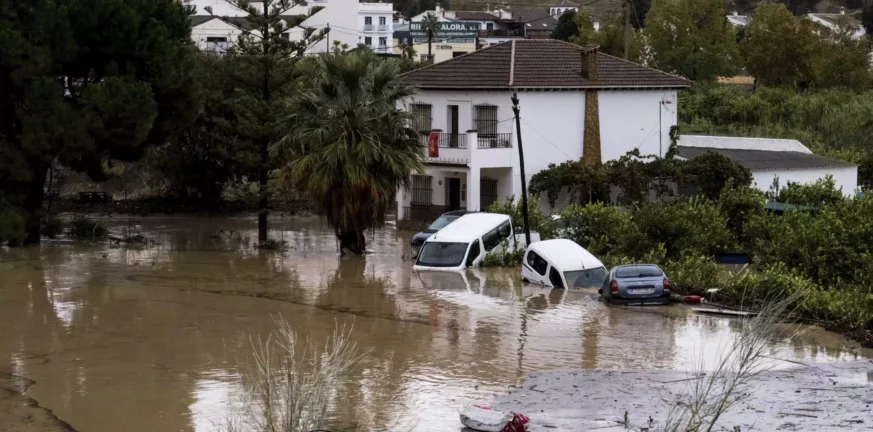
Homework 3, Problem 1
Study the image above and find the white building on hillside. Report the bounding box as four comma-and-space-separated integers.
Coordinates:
394, 39, 690, 220
550, 0, 580, 18
677, 135, 858, 196
807, 9, 866, 39
185, 0, 394, 54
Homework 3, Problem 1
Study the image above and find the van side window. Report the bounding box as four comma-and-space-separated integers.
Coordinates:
466, 240, 481, 267
497, 220, 511, 238
482, 227, 501, 251
550, 267, 564, 288
527, 251, 548, 275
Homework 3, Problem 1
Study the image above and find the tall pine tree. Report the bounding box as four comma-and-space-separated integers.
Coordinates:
207, 0, 326, 242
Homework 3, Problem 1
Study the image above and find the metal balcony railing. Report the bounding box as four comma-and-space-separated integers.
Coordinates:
477, 133, 513, 148
363, 24, 374, 32
377, 24, 389, 32
425, 132, 468, 148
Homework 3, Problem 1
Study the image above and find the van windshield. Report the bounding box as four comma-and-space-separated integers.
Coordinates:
564, 267, 609, 289
426, 215, 460, 232
417, 242, 470, 267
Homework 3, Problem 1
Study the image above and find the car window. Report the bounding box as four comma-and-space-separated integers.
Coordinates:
564, 267, 609, 289
466, 240, 481, 267
549, 267, 564, 288
497, 220, 512, 238
482, 227, 501, 251
428, 215, 458, 230
526, 251, 548, 275
615, 265, 663, 278
417, 242, 470, 267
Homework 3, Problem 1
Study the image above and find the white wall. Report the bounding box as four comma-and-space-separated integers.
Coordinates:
599, 90, 678, 161
406, 89, 680, 205
288, 0, 359, 52
751, 167, 858, 197
191, 19, 243, 51
358, 5, 394, 51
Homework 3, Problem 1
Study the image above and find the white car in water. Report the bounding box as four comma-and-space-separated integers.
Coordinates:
521, 239, 608, 290
414, 213, 539, 271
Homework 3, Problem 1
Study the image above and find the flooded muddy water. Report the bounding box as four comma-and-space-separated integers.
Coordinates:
0, 217, 870, 432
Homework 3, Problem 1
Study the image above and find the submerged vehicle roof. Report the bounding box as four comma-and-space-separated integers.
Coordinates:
528, 239, 604, 271
425, 213, 511, 243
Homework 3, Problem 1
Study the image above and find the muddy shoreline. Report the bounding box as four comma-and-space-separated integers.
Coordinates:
491, 361, 873, 431
0, 373, 77, 432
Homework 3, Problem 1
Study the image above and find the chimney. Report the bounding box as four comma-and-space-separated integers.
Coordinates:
435, 2, 441, 13
840, 6, 846, 14
580, 47, 598, 80
733, 10, 739, 16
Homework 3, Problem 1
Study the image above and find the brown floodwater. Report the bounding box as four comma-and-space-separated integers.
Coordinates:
0, 216, 870, 432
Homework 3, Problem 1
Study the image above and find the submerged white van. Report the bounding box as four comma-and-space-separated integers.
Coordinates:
414, 213, 528, 271
522, 239, 608, 289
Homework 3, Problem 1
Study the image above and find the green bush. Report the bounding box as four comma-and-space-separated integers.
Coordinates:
768, 176, 846, 208
487, 195, 557, 241
662, 254, 724, 296
718, 184, 766, 248
630, 197, 733, 259
41, 216, 64, 239
69, 217, 108, 239
558, 203, 637, 256
0, 207, 27, 246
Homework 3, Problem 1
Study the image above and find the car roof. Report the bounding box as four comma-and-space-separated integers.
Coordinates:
426, 213, 510, 243
528, 239, 604, 271
443, 210, 472, 216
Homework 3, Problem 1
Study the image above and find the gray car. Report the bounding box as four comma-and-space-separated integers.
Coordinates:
599, 264, 671, 305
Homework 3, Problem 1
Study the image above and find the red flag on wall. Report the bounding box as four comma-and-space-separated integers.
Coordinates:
428, 131, 439, 158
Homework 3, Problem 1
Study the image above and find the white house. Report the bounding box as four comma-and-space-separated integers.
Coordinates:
394, 39, 690, 221
677, 135, 858, 196
550, 0, 580, 18
807, 9, 866, 39
359, 2, 394, 53
185, 0, 394, 54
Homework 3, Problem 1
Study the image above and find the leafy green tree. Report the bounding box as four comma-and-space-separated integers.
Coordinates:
682, 152, 752, 200
550, 10, 579, 41
279, 51, 425, 254
644, 0, 739, 81
594, 19, 645, 61
421, 12, 441, 61
812, 22, 873, 90
630, 0, 651, 28
207, 0, 326, 242
741, 3, 819, 87
147, 54, 257, 208
570, 8, 598, 45
0, 0, 199, 244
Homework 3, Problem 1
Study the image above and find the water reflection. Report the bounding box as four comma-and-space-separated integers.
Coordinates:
0, 216, 870, 432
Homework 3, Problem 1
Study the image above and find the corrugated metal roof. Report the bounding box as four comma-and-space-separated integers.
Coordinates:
676, 147, 856, 171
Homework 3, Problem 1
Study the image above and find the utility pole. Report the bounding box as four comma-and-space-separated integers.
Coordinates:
511, 92, 531, 247
624, 0, 630, 60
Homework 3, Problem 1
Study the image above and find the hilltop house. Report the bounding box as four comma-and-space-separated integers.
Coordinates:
394, 39, 690, 222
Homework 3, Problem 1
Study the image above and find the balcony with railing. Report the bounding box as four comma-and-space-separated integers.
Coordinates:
377, 24, 390, 32
363, 24, 374, 32
476, 133, 513, 149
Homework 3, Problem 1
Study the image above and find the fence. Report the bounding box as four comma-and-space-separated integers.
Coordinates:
402, 205, 450, 222
481, 177, 498, 209
477, 133, 513, 148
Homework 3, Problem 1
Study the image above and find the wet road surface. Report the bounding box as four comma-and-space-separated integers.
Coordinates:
0, 216, 870, 432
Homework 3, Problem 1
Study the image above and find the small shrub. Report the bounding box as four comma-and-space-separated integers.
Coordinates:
768, 176, 845, 208
69, 217, 108, 239
559, 203, 637, 256
631, 197, 733, 259
718, 184, 766, 248
41, 216, 64, 239
662, 254, 723, 296
0, 207, 26, 246
487, 195, 557, 241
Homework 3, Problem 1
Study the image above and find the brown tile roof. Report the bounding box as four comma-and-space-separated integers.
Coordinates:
453, 11, 501, 21
397, 39, 692, 90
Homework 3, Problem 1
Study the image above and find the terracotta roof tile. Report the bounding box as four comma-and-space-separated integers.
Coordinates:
397, 39, 691, 89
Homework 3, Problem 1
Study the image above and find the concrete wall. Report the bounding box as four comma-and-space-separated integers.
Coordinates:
598, 90, 678, 161
751, 167, 859, 197
400, 89, 679, 214
191, 18, 243, 51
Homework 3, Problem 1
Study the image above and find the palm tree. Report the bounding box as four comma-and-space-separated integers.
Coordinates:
278, 51, 425, 255
421, 12, 441, 62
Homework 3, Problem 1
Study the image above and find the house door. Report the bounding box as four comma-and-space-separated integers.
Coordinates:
448, 105, 459, 148
446, 178, 461, 211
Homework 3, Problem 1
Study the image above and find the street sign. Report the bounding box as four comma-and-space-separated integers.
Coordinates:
409, 21, 480, 39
